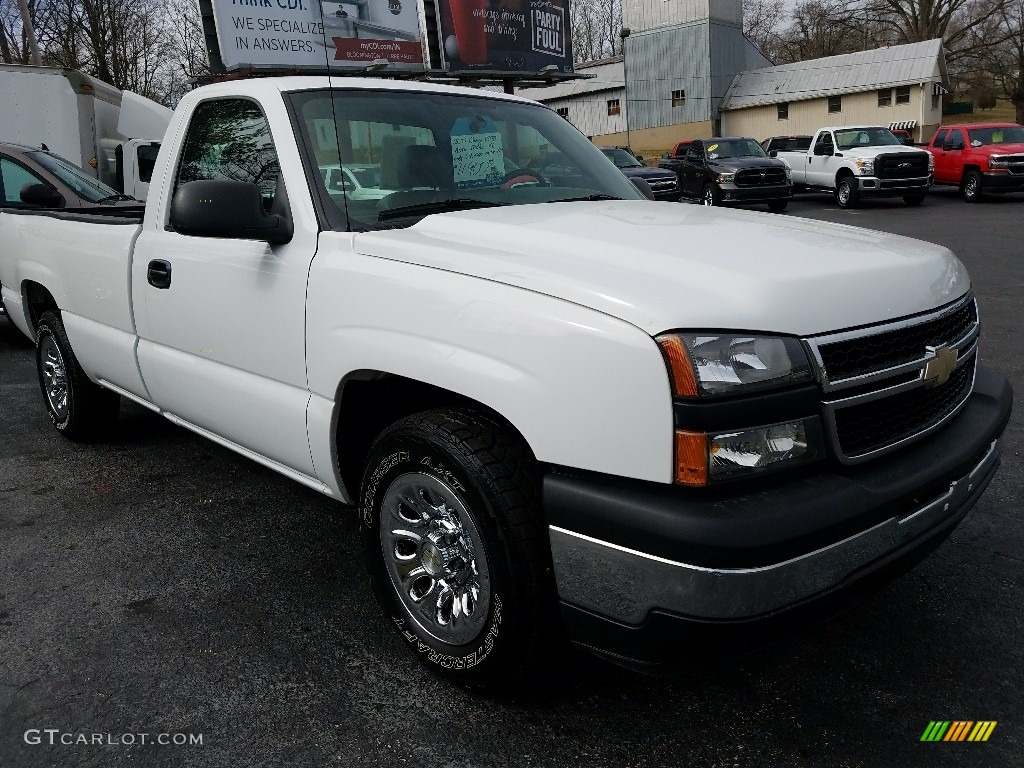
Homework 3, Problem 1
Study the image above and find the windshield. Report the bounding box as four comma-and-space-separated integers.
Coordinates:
288, 89, 642, 230
834, 128, 902, 150
967, 126, 1024, 146
602, 148, 643, 168
704, 139, 767, 160
26, 150, 122, 202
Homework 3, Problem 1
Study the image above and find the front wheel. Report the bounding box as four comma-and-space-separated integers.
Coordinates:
961, 170, 983, 203
767, 199, 789, 213
360, 408, 556, 688
702, 183, 722, 206
35, 310, 119, 440
903, 194, 926, 206
835, 176, 859, 208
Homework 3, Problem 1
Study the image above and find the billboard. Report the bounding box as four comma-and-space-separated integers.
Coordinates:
208, 0, 425, 71
436, 0, 573, 73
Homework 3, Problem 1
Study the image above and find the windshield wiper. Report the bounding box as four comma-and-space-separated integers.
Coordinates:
548, 194, 623, 203
377, 198, 507, 222
93, 194, 139, 204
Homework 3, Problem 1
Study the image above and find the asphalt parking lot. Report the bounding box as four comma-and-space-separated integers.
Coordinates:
1, 187, 1021, 768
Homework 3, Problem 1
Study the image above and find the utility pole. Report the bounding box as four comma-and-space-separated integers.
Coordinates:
619, 28, 631, 151
17, 0, 42, 65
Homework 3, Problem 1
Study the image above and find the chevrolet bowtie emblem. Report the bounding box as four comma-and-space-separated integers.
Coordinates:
923, 346, 958, 386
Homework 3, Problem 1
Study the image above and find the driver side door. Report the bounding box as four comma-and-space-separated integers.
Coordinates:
808, 132, 835, 187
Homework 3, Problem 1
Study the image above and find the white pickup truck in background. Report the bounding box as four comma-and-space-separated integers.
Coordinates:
0, 77, 1012, 687
774, 126, 934, 208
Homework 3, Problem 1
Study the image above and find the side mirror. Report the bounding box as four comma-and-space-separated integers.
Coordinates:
20, 183, 64, 208
630, 177, 655, 200
169, 179, 292, 244
813, 145, 831, 156
768, 149, 778, 157
944, 142, 961, 152
634, 154, 644, 162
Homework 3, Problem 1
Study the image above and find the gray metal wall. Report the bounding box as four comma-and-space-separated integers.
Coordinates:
709, 22, 772, 125
627, 23, 712, 130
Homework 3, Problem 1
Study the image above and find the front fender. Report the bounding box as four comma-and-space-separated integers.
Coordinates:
306, 245, 675, 486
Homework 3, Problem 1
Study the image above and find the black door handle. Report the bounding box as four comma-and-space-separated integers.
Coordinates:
148, 259, 171, 289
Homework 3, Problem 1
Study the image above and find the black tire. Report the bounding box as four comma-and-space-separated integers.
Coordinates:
961, 170, 983, 203
767, 199, 789, 213
701, 183, 722, 206
359, 407, 556, 688
835, 175, 859, 208
903, 194, 926, 206
35, 310, 119, 440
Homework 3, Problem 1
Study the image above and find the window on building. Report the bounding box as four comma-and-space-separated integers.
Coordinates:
777, 102, 789, 120
878, 89, 892, 107
607, 99, 620, 116
556, 107, 569, 120
932, 93, 940, 111
671, 89, 686, 108
896, 86, 911, 104
827, 95, 842, 113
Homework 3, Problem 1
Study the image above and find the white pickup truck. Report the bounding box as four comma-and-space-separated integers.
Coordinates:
0, 78, 1012, 687
774, 126, 933, 208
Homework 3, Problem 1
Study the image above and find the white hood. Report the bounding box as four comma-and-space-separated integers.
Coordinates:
353, 201, 969, 337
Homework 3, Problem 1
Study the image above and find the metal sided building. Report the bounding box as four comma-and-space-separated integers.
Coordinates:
721, 40, 950, 144
518, 0, 769, 153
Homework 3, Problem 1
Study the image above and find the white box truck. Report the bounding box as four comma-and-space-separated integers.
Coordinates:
0, 64, 171, 200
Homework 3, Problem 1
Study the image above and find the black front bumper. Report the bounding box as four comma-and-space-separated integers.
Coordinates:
720, 183, 793, 203
543, 366, 1012, 672
981, 171, 1024, 192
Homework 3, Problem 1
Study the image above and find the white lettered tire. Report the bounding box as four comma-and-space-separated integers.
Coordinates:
360, 408, 556, 688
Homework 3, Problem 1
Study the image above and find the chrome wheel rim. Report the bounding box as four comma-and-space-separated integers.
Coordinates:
702, 188, 714, 206
965, 176, 978, 198
837, 183, 850, 205
40, 336, 69, 420
380, 472, 490, 646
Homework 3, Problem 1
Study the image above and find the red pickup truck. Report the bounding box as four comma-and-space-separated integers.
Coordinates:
925, 123, 1024, 202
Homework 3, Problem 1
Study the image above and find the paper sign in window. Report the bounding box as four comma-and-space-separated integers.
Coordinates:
452, 132, 504, 186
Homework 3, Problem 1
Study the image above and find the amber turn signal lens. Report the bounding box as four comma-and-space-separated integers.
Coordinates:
675, 430, 708, 486
656, 335, 699, 397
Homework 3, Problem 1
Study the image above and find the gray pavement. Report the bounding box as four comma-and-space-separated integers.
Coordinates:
1, 187, 1021, 767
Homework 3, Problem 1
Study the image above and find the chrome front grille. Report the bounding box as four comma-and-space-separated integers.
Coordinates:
804, 295, 979, 463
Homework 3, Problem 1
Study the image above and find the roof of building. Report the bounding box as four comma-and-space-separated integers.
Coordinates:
721, 39, 948, 110
516, 57, 624, 102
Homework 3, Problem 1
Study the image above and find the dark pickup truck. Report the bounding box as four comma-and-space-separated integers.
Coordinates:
674, 137, 793, 211
600, 147, 680, 201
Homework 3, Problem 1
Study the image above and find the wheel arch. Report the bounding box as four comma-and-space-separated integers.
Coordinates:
21, 280, 60, 337
331, 371, 536, 505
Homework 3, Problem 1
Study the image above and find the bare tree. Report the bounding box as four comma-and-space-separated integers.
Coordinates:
978, 0, 1024, 121
570, 0, 622, 63
866, 0, 1006, 64
742, 0, 786, 61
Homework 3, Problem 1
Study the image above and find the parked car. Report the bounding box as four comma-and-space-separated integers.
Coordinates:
774, 126, 932, 208
599, 146, 680, 201
0, 142, 143, 212
925, 123, 1024, 202
675, 137, 792, 211
0, 77, 1011, 688
319, 163, 394, 201
657, 140, 694, 177
762, 135, 812, 155
890, 129, 916, 146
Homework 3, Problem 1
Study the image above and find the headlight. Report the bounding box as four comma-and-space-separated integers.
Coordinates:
928, 154, 935, 172
785, 166, 792, 181
990, 156, 1008, 168
674, 418, 824, 485
855, 158, 874, 176
716, 172, 735, 184
657, 333, 813, 397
